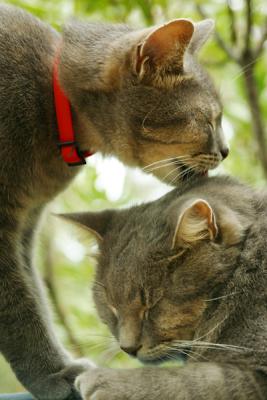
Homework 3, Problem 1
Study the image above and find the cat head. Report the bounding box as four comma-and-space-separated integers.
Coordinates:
61, 19, 228, 185
60, 177, 253, 364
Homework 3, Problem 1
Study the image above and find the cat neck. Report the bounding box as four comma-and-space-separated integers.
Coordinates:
71, 107, 107, 156
56, 62, 117, 161
56, 24, 136, 165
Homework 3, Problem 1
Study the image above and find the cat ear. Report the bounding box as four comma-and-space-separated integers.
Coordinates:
188, 19, 214, 53
56, 210, 114, 242
172, 199, 218, 248
216, 207, 247, 246
134, 19, 194, 78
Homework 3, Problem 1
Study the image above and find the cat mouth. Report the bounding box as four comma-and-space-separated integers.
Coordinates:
177, 162, 208, 182
174, 152, 220, 183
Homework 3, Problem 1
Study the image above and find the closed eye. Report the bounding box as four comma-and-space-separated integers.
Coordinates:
142, 117, 188, 132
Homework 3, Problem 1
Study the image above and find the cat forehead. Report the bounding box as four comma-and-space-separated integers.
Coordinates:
103, 274, 166, 308
106, 253, 169, 284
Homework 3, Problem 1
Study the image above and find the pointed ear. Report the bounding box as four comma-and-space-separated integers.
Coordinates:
217, 207, 247, 246
56, 210, 114, 242
172, 199, 218, 248
189, 19, 214, 53
134, 19, 194, 79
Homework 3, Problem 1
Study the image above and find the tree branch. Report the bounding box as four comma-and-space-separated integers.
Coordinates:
254, 18, 267, 58
195, 4, 239, 62
244, 0, 253, 55
137, 0, 155, 25
202, 57, 229, 68
227, 0, 238, 44
241, 63, 267, 178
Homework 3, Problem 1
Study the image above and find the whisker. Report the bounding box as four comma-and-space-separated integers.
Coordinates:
190, 342, 252, 352
143, 158, 176, 171
182, 348, 208, 362
101, 346, 121, 365
161, 166, 180, 182
144, 156, 192, 173
172, 340, 252, 353
165, 350, 186, 363
228, 54, 264, 84
67, 339, 111, 352
193, 317, 227, 342
143, 155, 191, 170
186, 348, 209, 361
161, 160, 198, 184
167, 344, 205, 363
204, 292, 240, 302
74, 332, 114, 339
174, 347, 200, 363
164, 343, 202, 363
169, 162, 199, 185
167, 164, 194, 184
145, 160, 183, 174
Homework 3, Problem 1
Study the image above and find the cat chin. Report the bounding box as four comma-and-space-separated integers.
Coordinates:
171, 163, 208, 185
169, 170, 208, 187
138, 351, 188, 365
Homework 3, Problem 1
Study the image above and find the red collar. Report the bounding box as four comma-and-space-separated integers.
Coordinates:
53, 55, 92, 166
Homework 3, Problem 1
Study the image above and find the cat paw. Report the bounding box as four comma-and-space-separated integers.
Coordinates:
75, 367, 143, 400
30, 359, 94, 400
75, 368, 107, 400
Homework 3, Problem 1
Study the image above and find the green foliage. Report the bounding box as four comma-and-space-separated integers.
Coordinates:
1, 0, 266, 392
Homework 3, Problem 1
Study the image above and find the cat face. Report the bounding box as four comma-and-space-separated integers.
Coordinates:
116, 20, 228, 184
61, 177, 250, 364
62, 19, 228, 185
120, 79, 225, 185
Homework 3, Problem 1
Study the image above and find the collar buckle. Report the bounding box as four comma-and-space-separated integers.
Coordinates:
57, 140, 87, 167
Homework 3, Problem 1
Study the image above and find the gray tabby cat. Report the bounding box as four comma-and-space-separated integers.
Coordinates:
0, 3, 228, 398
63, 176, 267, 400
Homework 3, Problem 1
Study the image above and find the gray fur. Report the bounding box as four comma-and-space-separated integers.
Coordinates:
70, 176, 267, 399
0, 4, 226, 398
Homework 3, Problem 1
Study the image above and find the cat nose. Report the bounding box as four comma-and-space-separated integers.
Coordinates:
220, 147, 229, 160
120, 345, 142, 357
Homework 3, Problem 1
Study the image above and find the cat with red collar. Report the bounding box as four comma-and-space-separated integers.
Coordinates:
0, 4, 227, 399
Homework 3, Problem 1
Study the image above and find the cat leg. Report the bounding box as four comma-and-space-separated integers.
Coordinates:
20, 208, 95, 381
20, 207, 57, 316
0, 213, 90, 400
75, 363, 267, 400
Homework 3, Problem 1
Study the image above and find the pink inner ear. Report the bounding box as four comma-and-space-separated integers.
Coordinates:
141, 19, 194, 62
193, 201, 218, 238
135, 43, 149, 75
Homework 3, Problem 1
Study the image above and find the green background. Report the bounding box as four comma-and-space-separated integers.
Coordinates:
0, 0, 266, 392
